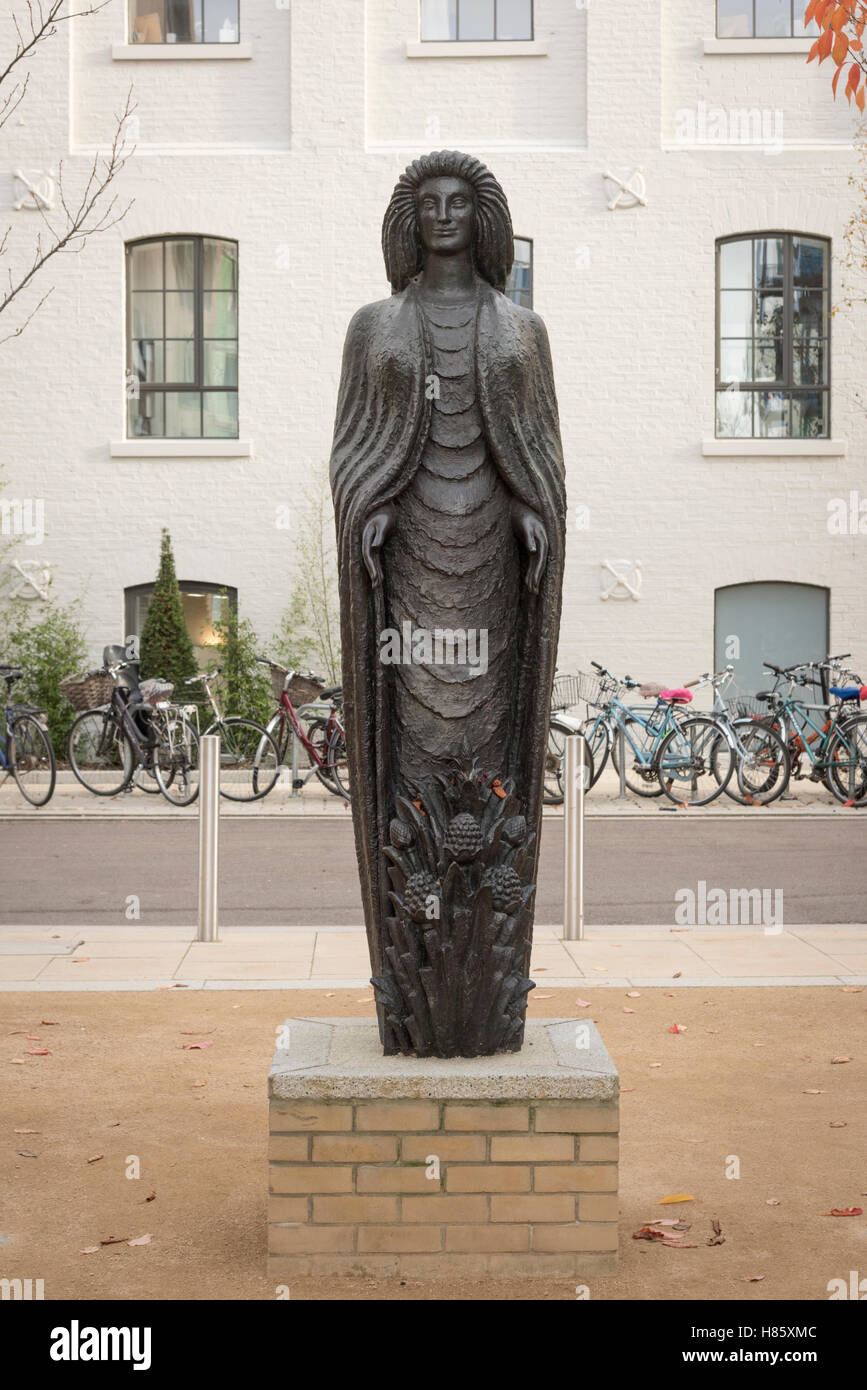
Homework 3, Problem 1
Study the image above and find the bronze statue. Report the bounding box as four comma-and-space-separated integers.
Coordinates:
330, 151, 566, 1057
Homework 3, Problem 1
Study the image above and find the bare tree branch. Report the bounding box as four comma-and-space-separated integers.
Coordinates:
0, 0, 109, 93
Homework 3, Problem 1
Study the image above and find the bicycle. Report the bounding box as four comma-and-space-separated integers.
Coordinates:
755, 655, 867, 805
0, 665, 56, 807
682, 666, 791, 806
580, 662, 734, 805
181, 668, 280, 802
67, 645, 200, 806
544, 674, 596, 804
257, 658, 350, 801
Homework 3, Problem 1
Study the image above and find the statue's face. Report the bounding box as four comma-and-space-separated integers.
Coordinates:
417, 177, 475, 256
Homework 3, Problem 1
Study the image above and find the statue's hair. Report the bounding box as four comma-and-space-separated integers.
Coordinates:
382, 150, 514, 294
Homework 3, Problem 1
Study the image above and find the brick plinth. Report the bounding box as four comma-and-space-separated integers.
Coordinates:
267, 1019, 619, 1279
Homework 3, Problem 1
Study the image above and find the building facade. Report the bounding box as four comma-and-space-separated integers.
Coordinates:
1, 0, 864, 694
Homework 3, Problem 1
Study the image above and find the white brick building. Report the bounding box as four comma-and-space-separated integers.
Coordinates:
1, 0, 864, 694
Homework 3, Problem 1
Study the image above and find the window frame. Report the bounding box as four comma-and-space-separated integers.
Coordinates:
505, 236, 533, 309
127, 0, 241, 45
420, 0, 534, 43
715, 230, 831, 441
125, 234, 239, 441
124, 581, 238, 654
715, 1, 810, 39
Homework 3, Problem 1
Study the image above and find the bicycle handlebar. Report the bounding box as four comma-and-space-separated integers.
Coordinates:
185, 669, 221, 685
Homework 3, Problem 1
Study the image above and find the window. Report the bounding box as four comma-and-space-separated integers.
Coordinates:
505, 238, 532, 308
127, 236, 238, 439
125, 582, 236, 666
421, 0, 533, 42
716, 1, 811, 38
716, 233, 829, 439
128, 1, 239, 43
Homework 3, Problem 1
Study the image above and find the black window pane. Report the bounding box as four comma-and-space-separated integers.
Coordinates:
793, 289, 826, 337
718, 0, 753, 37
754, 339, 784, 381
496, 0, 532, 40
791, 391, 827, 437
755, 236, 783, 289
755, 291, 784, 336
793, 237, 827, 287
421, 0, 457, 39
459, 0, 495, 41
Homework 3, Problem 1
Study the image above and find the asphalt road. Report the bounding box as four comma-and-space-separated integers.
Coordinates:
5, 816, 865, 926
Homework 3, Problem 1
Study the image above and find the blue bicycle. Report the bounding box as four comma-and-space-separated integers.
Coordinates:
0, 664, 56, 807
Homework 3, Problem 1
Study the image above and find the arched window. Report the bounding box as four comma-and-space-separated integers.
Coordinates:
126, 236, 238, 439
716, 232, 829, 439
125, 581, 236, 666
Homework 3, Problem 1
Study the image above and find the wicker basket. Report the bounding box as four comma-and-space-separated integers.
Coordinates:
266, 662, 290, 703
60, 670, 114, 711
286, 671, 326, 705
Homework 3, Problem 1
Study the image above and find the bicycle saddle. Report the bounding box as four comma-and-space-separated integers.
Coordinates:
659, 688, 693, 703
755, 690, 775, 702
831, 685, 866, 701
319, 686, 343, 701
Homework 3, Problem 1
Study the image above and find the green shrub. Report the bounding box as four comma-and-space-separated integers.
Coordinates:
0, 598, 88, 750
212, 605, 272, 725
139, 529, 198, 693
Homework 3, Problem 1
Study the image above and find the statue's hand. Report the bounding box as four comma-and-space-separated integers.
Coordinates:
511, 500, 548, 594
361, 504, 395, 587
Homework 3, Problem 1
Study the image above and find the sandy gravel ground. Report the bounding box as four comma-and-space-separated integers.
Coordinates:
1, 987, 864, 1301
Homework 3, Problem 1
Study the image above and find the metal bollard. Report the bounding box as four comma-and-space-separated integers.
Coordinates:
197, 734, 220, 942
563, 735, 585, 941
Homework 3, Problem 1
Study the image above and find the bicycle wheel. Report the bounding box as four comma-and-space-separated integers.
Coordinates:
68, 708, 132, 796
207, 717, 280, 802
825, 714, 867, 804
154, 715, 200, 806
10, 714, 56, 807
580, 715, 609, 788
731, 719, 790, 805
610, 714, 665, 797
658, 716, 733, 806
324, 724, 351, 801
543, 722, 566, 804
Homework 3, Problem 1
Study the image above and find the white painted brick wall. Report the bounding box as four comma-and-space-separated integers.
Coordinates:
0, 0, 863, 684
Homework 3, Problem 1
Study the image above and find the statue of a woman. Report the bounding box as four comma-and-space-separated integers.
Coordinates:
330, 151, 566, 1058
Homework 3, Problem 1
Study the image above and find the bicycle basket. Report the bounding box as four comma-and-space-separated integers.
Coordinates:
726, 695, 773, 719
60, 670, 114, 711
551, 674, 583, 710
286, 671, 326, 705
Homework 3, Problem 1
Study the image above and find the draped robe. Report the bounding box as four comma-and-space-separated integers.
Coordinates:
330, 276, 566, 1041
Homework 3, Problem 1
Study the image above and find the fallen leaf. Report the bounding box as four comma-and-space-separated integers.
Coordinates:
182, 1041, 214, 1051
193, 1080, 207, 1088
803, 1089, 825, 1094
707, 1218, 725, 1247
158, 983, 188, 989
831, 1056, 852, 1064
841, 987, 863, 994
766, 1198, 781, 1206
17, 1149, 38, 1158
663, 991, 675, 997
591, 966, 608, 972
355, 998, 373, 1004
127, 1233, 152, 1246
40, 1020, 59, 1026
830, 1121, 847, 1129
623, 1008, 636, 1014
672, 972, 682, 979
621, 1086, 636, 1092
100, 1236, 129, 1246
145, 1192, 156, 1202
827, 1207, 862, 1217
649, 1062, 662, 1068
667, 1023, 686, 1034
743, 1275, 765, 1283
27, 1049, 51, 1056
87, 1154, 103, 1164
25, 1035, 40, 1041
180, 1030, 214, 1035
533, 993, 554, 1000
10, 1059, 25, 1065
645, 1219, 688, 1228
7, 1031, 27, 1036
664, 1243, 698, 1249
80, 1246, 100, 1255
13, 1128, 40, 1134
575, 998, 591, 1007
535, 967, 548, 971
626, 991, 640, 998
324, 992, 335, 998
72, 958, 90, 964
657, 1194, 694, 1205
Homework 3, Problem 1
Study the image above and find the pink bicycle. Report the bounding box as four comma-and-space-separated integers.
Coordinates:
257, 659, 350, 801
